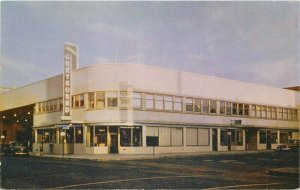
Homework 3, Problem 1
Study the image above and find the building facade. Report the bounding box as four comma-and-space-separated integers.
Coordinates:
0, 64, 299, 155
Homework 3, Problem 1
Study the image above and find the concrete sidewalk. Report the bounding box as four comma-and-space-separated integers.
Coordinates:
30, 150, 273, 161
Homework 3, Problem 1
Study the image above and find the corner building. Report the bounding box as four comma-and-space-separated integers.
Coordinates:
0, 64, 299, 155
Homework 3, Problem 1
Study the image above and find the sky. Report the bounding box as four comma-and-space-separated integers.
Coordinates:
1, 1, 299, 88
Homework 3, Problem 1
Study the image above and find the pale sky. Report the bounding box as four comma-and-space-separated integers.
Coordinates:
1, 1, 299, 88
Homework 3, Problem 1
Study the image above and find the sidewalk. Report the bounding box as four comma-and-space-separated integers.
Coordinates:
30, 150, 273, 161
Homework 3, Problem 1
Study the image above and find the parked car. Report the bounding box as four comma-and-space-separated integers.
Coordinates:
276, 139, 300, 152
4, 141, 29, 156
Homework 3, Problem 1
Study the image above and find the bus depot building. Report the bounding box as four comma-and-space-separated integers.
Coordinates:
0, 63, 299, 155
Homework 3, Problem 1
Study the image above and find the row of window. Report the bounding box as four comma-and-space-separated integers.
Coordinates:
34, 91, 298, 121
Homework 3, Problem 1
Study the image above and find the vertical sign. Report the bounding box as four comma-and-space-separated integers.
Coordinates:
62, 43, 78, 121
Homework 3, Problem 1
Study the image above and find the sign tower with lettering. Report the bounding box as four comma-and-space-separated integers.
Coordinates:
61, 43, 78, 121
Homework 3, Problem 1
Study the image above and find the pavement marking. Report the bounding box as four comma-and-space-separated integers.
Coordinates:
205, 182, 284, 189
48, 175, 203, 189
218, 160, 236, 163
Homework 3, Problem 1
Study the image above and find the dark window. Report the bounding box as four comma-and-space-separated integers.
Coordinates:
259, 131, 266, 144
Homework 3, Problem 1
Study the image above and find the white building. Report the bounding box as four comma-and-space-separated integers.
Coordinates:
0, 63, 299, 155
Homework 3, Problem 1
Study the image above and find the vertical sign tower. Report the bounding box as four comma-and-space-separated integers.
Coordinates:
61, 43, 78, 121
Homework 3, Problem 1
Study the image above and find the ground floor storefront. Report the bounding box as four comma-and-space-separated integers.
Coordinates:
32, 124, 299, 155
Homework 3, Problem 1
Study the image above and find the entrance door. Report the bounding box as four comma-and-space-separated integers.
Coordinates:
109, 127, 118, 154
212, 129, 218, 151
246, 128, 257, 150
266, 131, 271, 150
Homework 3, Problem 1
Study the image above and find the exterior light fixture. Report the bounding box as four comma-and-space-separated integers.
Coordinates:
14, 113, 17, 117
2, 115, 5, 119
28, 112, 31, 115
25, 119, 28, 122
17, 120, 19, 123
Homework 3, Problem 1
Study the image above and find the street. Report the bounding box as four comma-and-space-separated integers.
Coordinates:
1, 151, 299, 189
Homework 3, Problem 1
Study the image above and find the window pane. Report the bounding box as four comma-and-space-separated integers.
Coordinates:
171, 128, 183, 146
88, 92, 95, 108
198, 128, 209, 145
75, 126, 83, 143
145, 94, 154, 109
94, 126, 107, 146
232, 103, 238, 115
271, 132, 277, 144
244, 104, 249, 116
159, 127, 171, 146
238, 104, 243, 115
120, 128, 131, 146
107, 92, 118, 107
185, 98, 193, 112
256, 106, 261, 117
210, 100, 217, 114
194, 98, 201, 112
96, 92, 105, 108
220, 130, 228, 145
120, 92, 131, 108
259, 130, 266, 144
133, 127, 142, 146
271, 107, 277, 119
174, 97, 182, 111
202, 99, 209, 113
226, 102, 231, 115
164, 96, 173, 111
277, 108, 283, 119
261, 106, 266, 118
186, 128, 197, 146
132, 92, 142, 109
220, 101, 225, 114
266, 107, 271, 118
236, 130, 243, 146
155, 95, 164, 110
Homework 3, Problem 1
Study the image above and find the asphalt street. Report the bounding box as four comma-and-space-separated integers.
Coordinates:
1, 151, 299, 189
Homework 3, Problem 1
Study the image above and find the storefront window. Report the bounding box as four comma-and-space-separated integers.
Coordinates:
120, 127, 142, 147
220, 130, 228, 145
236, 130, 243, 146
186, 128, 198, 146
75, 126, 83, 143
280, 132, 289, 143
95, 126, 107, 146
37, 129, 56, 143
259, 130, 266, 144
65, 128, 74, 143
198, 128, 209, 146
271, 131, 277, 144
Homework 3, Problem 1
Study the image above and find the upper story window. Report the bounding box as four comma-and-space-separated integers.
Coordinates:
202, 99, 209, 113
244, 104, 249, 116
73, 94, 85, 108
271, 107, 276, 119
155, 95, 164, 110
238, 104, 243, 115
174, 96, 182, 112
185, 98, 193, 112
96, 92, 105, 108
220, 101, 225, 114
282, 108, 288, 120
107, 92, 118, 107
225, 102, 232, 115
144, 93, 154, 109
261, 106, 266, 118
232, 103, 238, 115
120, 91, 131, 108
277, 108, 283, 119
132, 92, 142, 109
292, 109, 298, 120
210, 100, 217, 114
88, 92, 95, 109
164, 95, 173, 111
194, 98, 201, 112
266, 107, 272, 118
256, 105, 261, 117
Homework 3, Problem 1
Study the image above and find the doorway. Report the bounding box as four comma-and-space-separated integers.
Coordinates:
246, 128, 257, 150
109, 127, 118, 154
212, 128, 218, 151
